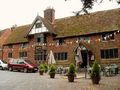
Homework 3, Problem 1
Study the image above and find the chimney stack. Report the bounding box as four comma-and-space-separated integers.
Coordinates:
44, 8, 55, 24
11, 24, 17, 31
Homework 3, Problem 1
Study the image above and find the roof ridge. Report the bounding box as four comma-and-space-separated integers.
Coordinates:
54, 8, 120, 38
55, 8, 120, 21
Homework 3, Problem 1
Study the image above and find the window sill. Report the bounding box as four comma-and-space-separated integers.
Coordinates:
101, 58, 119, 60
56, 60, 68, 62
8, 57, 13, 59
101, 40, 115, 42
19, 57, 28, 59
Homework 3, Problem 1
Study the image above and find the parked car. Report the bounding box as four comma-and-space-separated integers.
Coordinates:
8, 59, 38, 73
0, 60, 8, 70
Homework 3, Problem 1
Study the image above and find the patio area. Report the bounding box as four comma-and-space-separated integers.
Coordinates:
42, 73, 120, 90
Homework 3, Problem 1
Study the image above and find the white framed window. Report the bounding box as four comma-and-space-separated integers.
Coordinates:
55, 38, 65, 45
78, 36, 90, 43
101, 33, 114, 41
35, 22, 42, 29
20, 43, 28, 48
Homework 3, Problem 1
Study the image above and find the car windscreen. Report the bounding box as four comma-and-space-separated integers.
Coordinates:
18, 61, 25, 64
2, 60, 7, 64
25, 60, 33, 64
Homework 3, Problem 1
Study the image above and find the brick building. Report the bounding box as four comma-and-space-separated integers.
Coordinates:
1, 8, 120, 67
0, 29, 11, 59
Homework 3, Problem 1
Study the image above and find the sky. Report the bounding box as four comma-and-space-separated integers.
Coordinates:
0, 0, 120, 30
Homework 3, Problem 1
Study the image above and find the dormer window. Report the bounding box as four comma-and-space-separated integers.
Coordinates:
20, 43, 28, 48
56, 38, 64, 45
29, 18, 49, 35
101, 33, 114, 41
78, 36, 90, 43
8, 45, 13, 48
35, 22, 42, 28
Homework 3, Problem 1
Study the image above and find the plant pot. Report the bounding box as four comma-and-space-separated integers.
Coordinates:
68, 75, 75, 82
50, 73, 55, 78
39, 71, 44, 75
91, 76, 100, 84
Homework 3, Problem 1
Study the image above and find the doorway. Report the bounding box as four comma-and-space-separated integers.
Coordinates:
74, 45, 93, 68
80, 50, 88, 68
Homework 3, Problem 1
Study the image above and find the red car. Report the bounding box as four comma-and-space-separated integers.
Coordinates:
8, 59, 38, 73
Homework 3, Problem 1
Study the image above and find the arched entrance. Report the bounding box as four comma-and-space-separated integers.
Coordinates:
74, 43, 94, 69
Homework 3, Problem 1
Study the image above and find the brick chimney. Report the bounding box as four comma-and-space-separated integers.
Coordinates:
44, 8, 55, 24
11, 24, 17, 31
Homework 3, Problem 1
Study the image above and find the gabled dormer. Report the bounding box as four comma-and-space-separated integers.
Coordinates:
28, 16, 49, 35
27, 8, 56, 36
26, 15, 56, 45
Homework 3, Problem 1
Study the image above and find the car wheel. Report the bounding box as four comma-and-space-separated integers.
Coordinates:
0, 66, 3, 70
23, 68, 28, 73
9, 67, 13, 71
32, 70, 36, 73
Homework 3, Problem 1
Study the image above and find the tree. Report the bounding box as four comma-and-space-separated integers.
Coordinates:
65, 0, 120, 15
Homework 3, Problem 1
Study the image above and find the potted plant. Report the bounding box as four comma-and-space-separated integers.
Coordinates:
49, 64, 56, 78
38, 64, 45, 75
91, 61, 101, 84
67, 63, 76, 82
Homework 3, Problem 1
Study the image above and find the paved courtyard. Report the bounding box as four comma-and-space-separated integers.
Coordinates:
0, 70, 120, 90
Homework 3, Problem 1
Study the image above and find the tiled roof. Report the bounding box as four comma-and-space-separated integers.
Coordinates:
5, 25, 31, 45
4, 16, 55, 45
40, 16, 56, 34
54, 8, 120, 38
3, 8, 120, 44
0, 29, 11, 46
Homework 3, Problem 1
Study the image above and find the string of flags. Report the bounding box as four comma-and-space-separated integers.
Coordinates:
4, 30, 120, 50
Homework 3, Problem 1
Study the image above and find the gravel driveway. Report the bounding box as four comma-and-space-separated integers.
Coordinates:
0, 70, 120, 90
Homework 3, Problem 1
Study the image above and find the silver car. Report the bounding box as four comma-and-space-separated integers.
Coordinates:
0, 60, 8, 70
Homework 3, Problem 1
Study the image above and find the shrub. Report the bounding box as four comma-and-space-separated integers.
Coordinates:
49, 64, 56, 74
44, 64, 48, 73
91, 61, 101, 84
91, 61, 100, 77
68, 63, 76, 76
39, 64, 45, 72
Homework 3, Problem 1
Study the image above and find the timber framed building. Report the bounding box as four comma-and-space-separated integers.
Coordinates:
0, 8, 120, 67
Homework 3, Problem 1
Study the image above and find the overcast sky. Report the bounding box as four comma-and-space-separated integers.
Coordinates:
0, 0, 119, 30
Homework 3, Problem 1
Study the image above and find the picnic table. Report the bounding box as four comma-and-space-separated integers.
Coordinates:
103, 64, 118, 76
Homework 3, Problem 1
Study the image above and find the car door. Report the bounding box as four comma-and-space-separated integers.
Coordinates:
12, 60, 19, 70
17, 60, 26, 70
0, 61, 2, 69
0, 61, 1, 66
